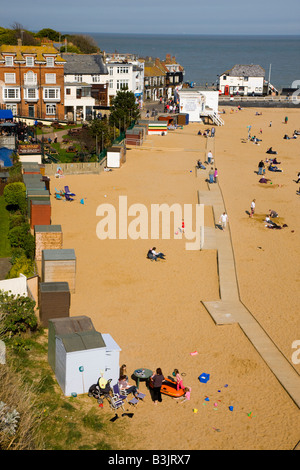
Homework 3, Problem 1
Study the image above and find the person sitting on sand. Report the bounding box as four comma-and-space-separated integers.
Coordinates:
269, 209, 278, 218
268, 163, 282, 172
147, 247, 166, 261
174, 387, 191, 404
197, 130, 202, 135
266, 147, 277, 154
270, 157, 281, 165
196, 160, 206, 169
259, 177, 271, 184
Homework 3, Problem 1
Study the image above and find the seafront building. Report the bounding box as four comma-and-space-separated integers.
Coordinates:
218, 64, 277, 96
104, 53, 144, 107
0, 40, 65, 120
62, 53, 108, 121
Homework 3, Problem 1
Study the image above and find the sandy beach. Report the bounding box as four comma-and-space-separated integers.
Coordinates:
48, 106, 300, 450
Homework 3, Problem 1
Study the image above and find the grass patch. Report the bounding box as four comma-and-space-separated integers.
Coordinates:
0, 196, 12, 257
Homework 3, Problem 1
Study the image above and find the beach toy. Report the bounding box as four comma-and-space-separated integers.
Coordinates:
80, 198, 84, 204
193, 408, 198, 413
190, 351, 198, 356
204, 397, 209, 401
229, 406, 234, 411
199, 373, 210, 383
214, 402, 218, 407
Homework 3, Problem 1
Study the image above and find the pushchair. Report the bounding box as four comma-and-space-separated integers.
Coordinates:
88, 378, 112, 405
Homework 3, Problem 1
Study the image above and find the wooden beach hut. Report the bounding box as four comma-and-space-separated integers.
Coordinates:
39, 281, 70, 327
30, 200, 51, 228
42, 249, 76, 293
34, 225, 63, 261
148, 120, 168, 135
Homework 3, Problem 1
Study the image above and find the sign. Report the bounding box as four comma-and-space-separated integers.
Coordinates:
18, 144, 41, 155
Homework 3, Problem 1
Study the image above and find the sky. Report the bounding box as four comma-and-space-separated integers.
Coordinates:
1, 0, 300, 36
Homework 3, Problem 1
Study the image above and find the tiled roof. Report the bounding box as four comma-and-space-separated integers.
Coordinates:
62, 53, 108, 75
225, 64, 265, 77
0, 44, 66, 63
144, 65, 166, 77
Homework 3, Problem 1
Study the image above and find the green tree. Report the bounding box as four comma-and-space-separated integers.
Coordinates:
109, 90, 140, 131
89, 120, 116, 153
3, 182, 26, 213
35, 28, 61, 42
8, 224, 35, 259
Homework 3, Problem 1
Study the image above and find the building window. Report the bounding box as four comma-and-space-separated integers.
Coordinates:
4, 73, 16, 84
109, 79, 113, 89
3, 87, 20, 100
92, 74, 101, 82
46, 57, 55, 67
24, 88, 38, 100
109, 67, 113, 76
74, 74, 83, 82
66, 88, 71, 95
6, 104, 17, 115
46, 104, 56, 115
26, 56, 34, 67
43, 88, 60, 100
117, 66, 129, 74
116, 79, 129, 90
5, 56, 14, 66
24, 71, 37, 85
244, 76, 249, 81
45, 73, 56, 84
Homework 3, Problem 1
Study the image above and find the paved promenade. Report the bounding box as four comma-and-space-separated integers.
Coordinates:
197, 162, 300, 410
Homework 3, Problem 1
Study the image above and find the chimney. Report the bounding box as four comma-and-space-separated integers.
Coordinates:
17, 38, 22, 47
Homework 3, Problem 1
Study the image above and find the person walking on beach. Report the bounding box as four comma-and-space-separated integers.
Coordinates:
209, 167, 214, 184
151, 368, 165, 404
214, 168, 218, 183
219, 212, 228, 231
250, 199, 256, 218
207, 150, 213, 164
285, 116, 288, 124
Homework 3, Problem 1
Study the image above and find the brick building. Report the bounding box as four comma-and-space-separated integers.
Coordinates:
0, 40, 65, 120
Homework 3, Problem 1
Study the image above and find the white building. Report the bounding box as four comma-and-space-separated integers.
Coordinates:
105, 53, 144, 106
219, 64, 265, 96
178, 88, 223, 125
62, 53, 109, 121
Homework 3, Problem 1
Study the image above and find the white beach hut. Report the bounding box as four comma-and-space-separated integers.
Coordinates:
48, 316, 122, 396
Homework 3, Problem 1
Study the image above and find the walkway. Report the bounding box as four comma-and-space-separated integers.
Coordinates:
197, 161, 300, 410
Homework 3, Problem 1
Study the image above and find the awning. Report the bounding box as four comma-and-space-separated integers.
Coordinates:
0, 147, 14, 167
0, 110, 13, 120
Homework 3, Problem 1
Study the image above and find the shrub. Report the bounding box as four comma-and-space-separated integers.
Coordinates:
6, 255, 35, 279
8, 224, 35, 259
0, 291, 37, 336
3, 182, 26, 213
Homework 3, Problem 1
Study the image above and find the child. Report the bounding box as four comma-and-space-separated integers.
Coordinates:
176, 387, 191, 404
173, 369, 184, 391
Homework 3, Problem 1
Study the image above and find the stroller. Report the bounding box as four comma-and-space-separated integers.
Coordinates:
88, 378, 112, 405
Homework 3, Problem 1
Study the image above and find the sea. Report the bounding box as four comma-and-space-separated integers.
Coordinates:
86, 33, 300, 91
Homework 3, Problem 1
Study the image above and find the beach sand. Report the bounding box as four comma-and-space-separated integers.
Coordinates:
48, 106, 300, 450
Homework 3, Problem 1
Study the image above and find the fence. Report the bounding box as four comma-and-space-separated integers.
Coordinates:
44, 158, 107, 177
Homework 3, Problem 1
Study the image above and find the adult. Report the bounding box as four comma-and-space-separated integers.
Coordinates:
118, 375, 139, 397
207, 150, 213, 164
151, 368, 165, 404
285, 116, 288, 124
258, 160, 265, 175
196, 160, 206, 170
211, 127, 215, 137
266, 147, 277, 154
295, 172, 300, 184
214, 168, 218, 183
208, 167, 214, 184
148, 247, 166, 261
219, 212, 228, 231
269, 209, 278, 218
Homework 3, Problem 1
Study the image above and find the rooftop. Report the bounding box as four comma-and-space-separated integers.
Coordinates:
62, 53, 108, 75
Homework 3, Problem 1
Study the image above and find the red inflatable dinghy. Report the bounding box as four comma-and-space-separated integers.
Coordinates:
149, 377, 185, 398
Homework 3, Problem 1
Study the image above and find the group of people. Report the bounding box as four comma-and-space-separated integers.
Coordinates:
197, 127, 215, 138
151, 368, 191, 405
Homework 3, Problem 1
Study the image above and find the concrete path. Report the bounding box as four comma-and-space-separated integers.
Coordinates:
198, 171, 300, 409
